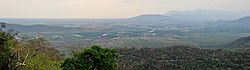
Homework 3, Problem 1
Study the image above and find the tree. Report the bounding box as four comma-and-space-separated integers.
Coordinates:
61, 45, 118, 70
0, 22, 18, 70
0, 22, 61, 70
16, 35, 62, 70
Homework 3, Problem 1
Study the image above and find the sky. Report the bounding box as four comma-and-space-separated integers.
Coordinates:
0, 0, 250, 18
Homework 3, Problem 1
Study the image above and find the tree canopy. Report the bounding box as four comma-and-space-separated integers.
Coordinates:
61, 45, 118, 70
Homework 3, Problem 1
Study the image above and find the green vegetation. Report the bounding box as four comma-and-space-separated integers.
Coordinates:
61, 45, 118, 70
0, 22, 18, 70
16, 36, 62, 70
0, 22, 61, 70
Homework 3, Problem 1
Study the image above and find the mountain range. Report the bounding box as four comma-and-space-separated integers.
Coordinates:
129, 9, 250, 24
1, 9, 250, 26
165, 9, 250, 22
1, 11, 250, 33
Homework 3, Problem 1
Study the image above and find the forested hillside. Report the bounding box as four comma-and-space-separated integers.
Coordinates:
226, 36, 250, 48
118, 46, 250, 70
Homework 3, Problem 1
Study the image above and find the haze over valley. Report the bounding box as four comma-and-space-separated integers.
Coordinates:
1, 9, 250, 50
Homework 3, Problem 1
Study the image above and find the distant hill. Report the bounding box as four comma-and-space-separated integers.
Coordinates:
4, 23, 98, 33
129, 14, 177, 24
226, 36, 250, 48
5, 23, 72, 33
165, 9, 250, 22
131, 14, 169, 20
0, 18, 124, 26
232, 16, 250, 24
130, 10, 250, 24
214, 16, 250, 27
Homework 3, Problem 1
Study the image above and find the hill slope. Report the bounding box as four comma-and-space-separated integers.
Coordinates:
232, 16, 250, 24
226, 36, 250, 48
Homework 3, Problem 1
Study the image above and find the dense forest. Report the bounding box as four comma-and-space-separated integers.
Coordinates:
1, 22, 250, 70
118, 46, 250, 70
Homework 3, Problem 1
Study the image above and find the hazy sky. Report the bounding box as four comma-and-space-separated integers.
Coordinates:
0, 0, 249, 18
